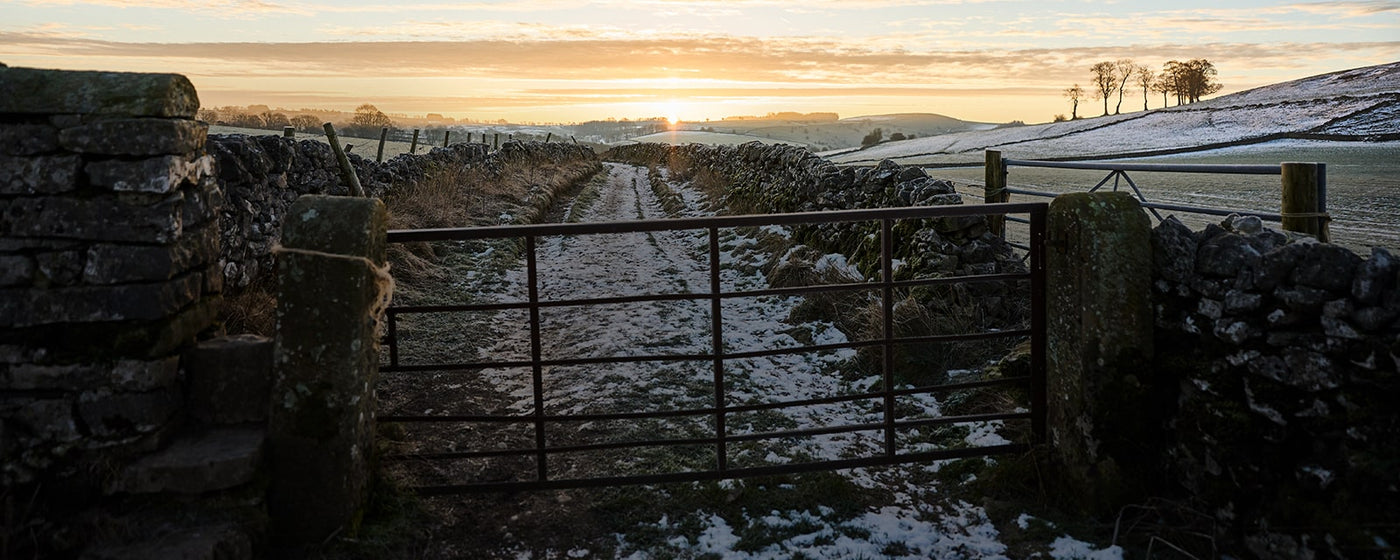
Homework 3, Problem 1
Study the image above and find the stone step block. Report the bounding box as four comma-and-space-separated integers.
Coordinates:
106, 428, 264, 495
81, 522, 252, 560
182, 335, 272, 425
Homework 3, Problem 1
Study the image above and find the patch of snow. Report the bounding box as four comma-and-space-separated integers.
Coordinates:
694, 514, 741, 555
1301, 465, 1335, 488
1049, 535, 1124, 560
965, 421, 1012, 447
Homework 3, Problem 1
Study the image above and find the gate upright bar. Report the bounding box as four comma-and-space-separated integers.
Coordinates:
527, 235, 548, 482
709, 226, 728, 473
881, 218, 897, 456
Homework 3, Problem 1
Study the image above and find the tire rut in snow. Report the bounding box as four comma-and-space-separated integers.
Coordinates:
494, 163, 719, 479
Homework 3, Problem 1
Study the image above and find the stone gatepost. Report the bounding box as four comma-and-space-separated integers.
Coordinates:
268, 194, 388, 543
1045, 192, 1158, 510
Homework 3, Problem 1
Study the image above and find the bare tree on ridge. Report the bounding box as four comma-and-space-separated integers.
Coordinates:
1090, 61, 1119, 116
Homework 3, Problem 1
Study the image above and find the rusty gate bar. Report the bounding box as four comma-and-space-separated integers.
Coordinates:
1003, 159, 1283, 174
383, 271, 1027, 316
526, 235, 547, 482
387, 203, 1049, 242
997, 157, 1319, 227
1028, 203, 1048, 443
708, 226, 727, 474
379, 327, 1032, 376
880, 218, 896, 456
386, 308, 399, 368
410, 445, 1026, 495
381, 375, 1034, 429
381, 202, 1048, 493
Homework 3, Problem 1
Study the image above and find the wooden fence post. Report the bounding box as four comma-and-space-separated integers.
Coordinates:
409, 129, 419, 154
376, 127, 388, 163
546, 132, 552, 143
1281, 162, 1329, 243
283, 126, 295, 139
493, 133, 499, 150
985, 150, 1008, 237
443, 130, 451, 147
322, 123, 365, 197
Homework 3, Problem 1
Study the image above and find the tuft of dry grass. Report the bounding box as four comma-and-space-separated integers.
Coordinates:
384, 162, 499, 230
765, 245, 829, 289
218, 278, 276, 336
685, 168, 733, 209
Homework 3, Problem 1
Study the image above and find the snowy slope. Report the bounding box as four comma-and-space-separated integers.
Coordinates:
831, 61, 1400, 164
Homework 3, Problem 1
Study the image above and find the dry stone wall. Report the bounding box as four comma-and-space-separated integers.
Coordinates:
605, 142, 1017, 282
0, 65, 599, 557
0, 67, 222, 486
1150, 214, 1399, 556
211, 135, 594, 291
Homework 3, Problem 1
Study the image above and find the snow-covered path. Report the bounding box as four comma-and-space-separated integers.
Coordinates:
477, 163, 882, 473
382, 162, 1123, 559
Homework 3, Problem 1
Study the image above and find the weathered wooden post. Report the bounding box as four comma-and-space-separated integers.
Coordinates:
409, 128, 419, 154
270, 195, 388, 544
1281, 162, 1329, 243
985, 150, 1009, 237
376, 127, 388, 163
546, 132, 553, 143
283, 126, 295, 138
493, 133, 499, 150
442, 130, 451, 147
322, 122, 365, 197
571, 135, 578, 145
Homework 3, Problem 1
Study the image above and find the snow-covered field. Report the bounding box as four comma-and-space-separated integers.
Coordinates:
814, 63, 1400, 252
380, 163, 1122, 558
926, 139, 1400, 251
829, 61, 1400, 165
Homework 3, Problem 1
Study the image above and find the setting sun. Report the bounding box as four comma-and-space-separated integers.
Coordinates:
666, 101, 682, 127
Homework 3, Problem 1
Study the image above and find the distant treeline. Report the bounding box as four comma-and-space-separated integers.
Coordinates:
1059, 58, 1223, 121
720, 112, 840, 122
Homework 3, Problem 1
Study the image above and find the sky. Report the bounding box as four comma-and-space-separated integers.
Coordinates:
1, 0, 1397, 124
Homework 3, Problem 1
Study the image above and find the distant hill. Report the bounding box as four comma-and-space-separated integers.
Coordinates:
828, 61, 1400, 166
672, 112, 994, 151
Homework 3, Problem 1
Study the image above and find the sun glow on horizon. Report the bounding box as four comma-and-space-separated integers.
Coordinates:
2, 1, 1396, 124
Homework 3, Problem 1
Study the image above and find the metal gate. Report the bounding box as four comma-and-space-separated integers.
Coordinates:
380, 202, 1047, 494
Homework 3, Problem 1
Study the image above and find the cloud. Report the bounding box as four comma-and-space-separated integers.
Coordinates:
1277, 0, 1400, 17
17, 0, 308, 15
3, 30, 1395, 85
